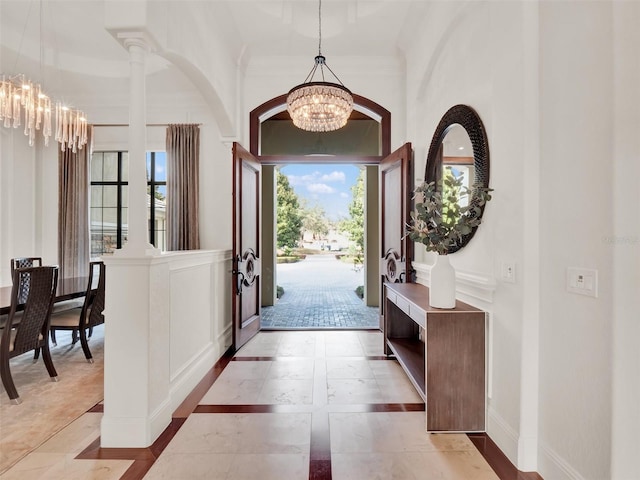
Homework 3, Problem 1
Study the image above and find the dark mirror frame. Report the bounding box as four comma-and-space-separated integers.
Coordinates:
424, 104, 490, 254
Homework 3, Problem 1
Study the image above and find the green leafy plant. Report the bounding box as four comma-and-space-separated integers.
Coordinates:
406, 169, 493, 255
277, 172, 303, 249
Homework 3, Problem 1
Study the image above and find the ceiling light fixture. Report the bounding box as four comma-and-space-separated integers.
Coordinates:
0, 2, 88, 152
286, 0, 353, 132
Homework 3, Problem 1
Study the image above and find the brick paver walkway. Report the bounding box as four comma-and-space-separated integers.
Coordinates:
261, 254, 379, 329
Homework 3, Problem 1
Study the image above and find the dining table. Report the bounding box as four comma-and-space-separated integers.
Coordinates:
0, 276, 90, 315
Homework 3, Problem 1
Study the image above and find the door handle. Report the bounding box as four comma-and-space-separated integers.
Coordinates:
235, 272, 245, 295
232, 254, 244, 296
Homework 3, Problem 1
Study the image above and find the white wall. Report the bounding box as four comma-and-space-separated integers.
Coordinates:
538, 3, 613, 479
611, 3, 640, 479
405, 0, 528, 466
0, 131, 57, 286
405, 2, 637, 479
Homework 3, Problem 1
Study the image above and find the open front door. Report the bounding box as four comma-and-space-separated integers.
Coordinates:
380, 143, 413, 329
232, 143, 261, 351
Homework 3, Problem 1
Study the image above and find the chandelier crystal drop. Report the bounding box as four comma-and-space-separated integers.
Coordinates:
286, 0, 353, 132
0, 74, 88, 152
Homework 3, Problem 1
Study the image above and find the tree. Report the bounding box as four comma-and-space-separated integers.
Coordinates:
341, 169, 365, 251
302, 204, 330, 240
277, 171, 303, 249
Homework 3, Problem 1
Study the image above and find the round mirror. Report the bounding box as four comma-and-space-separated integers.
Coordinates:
424, 105, 490, 254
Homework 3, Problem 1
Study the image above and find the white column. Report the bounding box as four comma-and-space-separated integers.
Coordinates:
101, 34, 168, 448
117, 35, 159, 257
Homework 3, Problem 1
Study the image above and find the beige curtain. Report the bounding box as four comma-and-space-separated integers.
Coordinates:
166, 124, 200, 250
58, 126, 92, 280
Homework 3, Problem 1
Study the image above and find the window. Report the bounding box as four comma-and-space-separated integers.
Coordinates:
147, 152, 167, 251
90, 152, 128, 256
90, 151, 167, 256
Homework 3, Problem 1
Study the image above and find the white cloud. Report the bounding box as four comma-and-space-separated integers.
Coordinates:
340, 192, 350, 199
307, 183, 336, 194
287, 174, 314, 186
287, 170, 346, 188
320, 171, 346, 183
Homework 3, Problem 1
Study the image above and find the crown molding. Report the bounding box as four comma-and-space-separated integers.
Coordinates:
412, 261, 496, 304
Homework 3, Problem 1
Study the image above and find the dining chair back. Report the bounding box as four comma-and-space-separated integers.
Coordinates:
0, 266, 59, 404
10, 257, 43, 304
49, 261, 105, 363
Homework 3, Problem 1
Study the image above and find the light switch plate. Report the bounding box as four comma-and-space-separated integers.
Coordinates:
566, 267, 598, 298
501, 262, 516, 284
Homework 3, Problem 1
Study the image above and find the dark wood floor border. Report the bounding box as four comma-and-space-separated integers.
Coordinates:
355, 403, 425, 412
193, 402, 426, 414
75, 349, 234, 480
87, 402, 104, 413
173, 347, 234, 418
232, 355, 392, 362
75, 419, 189, 480
468, 433, 544, 480
309, 412, 331, 480
76, 437, 155, 461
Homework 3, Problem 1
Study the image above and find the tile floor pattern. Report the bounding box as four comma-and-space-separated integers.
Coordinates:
261, 255, 380, 329
0, 330, 500, 479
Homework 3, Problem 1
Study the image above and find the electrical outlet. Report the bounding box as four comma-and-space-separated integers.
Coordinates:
501, 262, 516, 284
567, 267, 598, 298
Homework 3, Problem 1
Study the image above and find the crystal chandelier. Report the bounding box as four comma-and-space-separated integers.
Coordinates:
0, 74, 88, 152
286, 0, 353, 132
1, 0, 88, 153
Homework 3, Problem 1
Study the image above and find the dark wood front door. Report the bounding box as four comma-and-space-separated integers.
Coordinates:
232, 143, 261, 351
380, 143, 413, 328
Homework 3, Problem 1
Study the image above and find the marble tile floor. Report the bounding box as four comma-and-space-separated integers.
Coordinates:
0, 330, 504, 479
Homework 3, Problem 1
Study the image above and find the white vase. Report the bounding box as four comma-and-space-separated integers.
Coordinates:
429, 254, 456, 309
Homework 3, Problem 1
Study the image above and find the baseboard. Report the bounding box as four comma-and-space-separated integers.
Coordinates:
149, 398, 173, 443
219, 322, 233, 351
488, 407, 520, 466
538, 441, 586, 480
485, 408, 586, 480
100, 398, 172, 448
169, 341, 224, 413
469, 432, 544, 480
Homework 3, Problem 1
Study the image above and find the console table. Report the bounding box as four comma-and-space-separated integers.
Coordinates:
384, 282, 486, 432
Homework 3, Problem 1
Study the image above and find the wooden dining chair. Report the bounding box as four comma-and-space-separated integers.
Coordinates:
0, 266, 59, 404
10, 257, 80, 346
10, 257, 42, 304
49, 261, 105, 363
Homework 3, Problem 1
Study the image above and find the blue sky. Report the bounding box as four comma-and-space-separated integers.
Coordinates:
281, 164, 360, 222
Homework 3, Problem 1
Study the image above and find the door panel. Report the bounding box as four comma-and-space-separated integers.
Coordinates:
233, 143, 261, 351
380, 143, 413, 330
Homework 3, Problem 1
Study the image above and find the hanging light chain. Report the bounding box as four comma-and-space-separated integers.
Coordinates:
318, 0, 322, 56
286, 0, 354, 133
